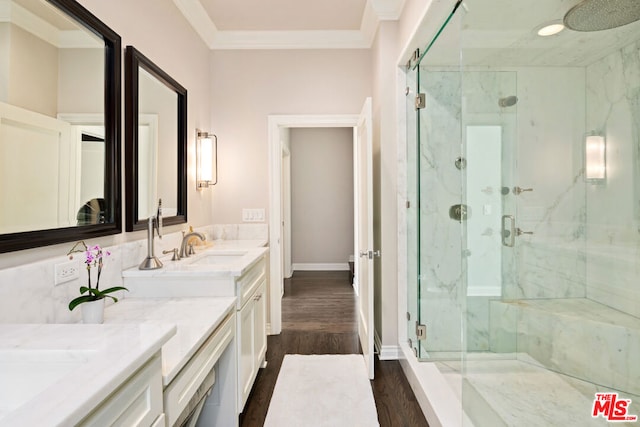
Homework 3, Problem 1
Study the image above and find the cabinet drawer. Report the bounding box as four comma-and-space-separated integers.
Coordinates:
164, 311, 235, 427
237, 256, 266, 309
80, 353, 163, 427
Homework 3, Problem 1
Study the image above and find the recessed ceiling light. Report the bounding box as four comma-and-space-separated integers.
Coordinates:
537, 23, 565, 36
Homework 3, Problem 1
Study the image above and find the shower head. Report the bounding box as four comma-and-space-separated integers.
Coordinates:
498, 96, 518, 108
564, 0, 640, 32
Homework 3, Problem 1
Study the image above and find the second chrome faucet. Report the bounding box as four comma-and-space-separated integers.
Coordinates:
180, 231, 206, 258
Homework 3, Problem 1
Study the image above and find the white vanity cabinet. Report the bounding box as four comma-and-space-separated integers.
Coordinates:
238, 279, 267, 410
79, 353, 164, 427
123, 248, 269, 414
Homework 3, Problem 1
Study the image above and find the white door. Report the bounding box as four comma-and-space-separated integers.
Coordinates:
355, 97, 375, 379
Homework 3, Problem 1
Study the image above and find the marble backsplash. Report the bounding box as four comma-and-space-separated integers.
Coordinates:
0, 224, 268, 324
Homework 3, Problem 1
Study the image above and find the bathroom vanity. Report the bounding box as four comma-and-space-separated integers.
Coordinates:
123, 243, 269, 413
0, 323, 175, 426
105, 297, 238, 426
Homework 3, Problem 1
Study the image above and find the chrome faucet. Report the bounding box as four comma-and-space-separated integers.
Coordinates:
139, 199, 163, 270
180, 231, 206, 258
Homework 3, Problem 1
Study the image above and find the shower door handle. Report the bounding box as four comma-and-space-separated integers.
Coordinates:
502, 215, 515, 247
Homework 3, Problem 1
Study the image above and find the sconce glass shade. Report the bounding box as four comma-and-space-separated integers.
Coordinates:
197, 130, 217, 189
585, 133, 606, 181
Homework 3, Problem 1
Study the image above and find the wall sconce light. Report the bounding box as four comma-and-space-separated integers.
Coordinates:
196, 129, 217, 189
585, 132, 606, 182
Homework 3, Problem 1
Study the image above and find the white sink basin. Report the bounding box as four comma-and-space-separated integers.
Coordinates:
187, 251, 248, 266
0, 350, 94, 415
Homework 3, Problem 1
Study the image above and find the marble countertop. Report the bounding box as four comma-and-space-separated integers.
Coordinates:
122, 242, 268, 278
0, 322, 175, 426
207, 239, 267, 249
104, 297, 237, 385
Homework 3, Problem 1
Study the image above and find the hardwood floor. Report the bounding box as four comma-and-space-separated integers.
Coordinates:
239, 271, 428, 427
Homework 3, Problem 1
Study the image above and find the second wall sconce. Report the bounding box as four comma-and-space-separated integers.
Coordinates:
585, 132, 606, 183
196, 129, 217, 189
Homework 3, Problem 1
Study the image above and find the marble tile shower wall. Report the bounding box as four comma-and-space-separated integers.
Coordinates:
585, 38, 640, 318
0, 224, 268, 324
507, 67, 587, 300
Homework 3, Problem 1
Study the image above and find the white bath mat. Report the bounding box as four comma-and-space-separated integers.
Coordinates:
264, 354, 380, 427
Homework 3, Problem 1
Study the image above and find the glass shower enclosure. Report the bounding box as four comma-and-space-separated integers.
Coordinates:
406, 0, 640, 425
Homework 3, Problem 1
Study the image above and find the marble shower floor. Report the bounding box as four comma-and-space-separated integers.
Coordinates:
436, 358, 640, 427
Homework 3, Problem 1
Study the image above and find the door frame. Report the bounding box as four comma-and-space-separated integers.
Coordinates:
268, 114, 359, 335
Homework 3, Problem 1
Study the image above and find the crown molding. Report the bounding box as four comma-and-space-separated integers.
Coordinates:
174, 0, 405, 50
211, 30, 371, 50
0, 0, 100, 48
173, 0, 217, 46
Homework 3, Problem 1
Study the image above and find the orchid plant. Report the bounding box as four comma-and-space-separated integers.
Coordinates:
67, 241, 127, 311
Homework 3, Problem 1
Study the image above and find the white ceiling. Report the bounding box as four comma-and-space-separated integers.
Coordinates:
173, 0, 406, 49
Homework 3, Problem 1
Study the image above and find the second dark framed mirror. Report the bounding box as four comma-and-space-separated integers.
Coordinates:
125, 46, 187, 231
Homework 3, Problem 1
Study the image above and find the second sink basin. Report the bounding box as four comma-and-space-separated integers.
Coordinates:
187, 251, 248, 266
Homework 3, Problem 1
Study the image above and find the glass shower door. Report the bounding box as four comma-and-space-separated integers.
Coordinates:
406, 63, 420, 356
462, 71, 519, 356
409, 2, 466, 361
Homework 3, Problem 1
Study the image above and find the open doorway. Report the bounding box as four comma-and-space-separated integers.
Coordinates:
268, 114, 359, 336
268, 99, 374, 377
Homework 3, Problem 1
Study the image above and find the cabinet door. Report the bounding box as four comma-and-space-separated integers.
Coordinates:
253, 280, 267, 366
238, 297, 256, 410
80, 354, 163, 426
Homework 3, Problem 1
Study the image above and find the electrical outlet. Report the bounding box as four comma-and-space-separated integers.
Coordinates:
55, 259, 80, 285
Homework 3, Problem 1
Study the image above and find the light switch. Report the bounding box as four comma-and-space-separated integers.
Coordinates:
242, 208, 265, 222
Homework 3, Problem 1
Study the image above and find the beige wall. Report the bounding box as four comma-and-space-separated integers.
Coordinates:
290, 127, 354, 266
209, 49, 372, 223
7, 24, 58, 116
58, 48, 103, 114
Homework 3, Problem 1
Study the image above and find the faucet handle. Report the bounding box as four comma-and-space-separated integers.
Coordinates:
162, 248, 180, 261
155, 198, 163, 239
188, 243, 196, 255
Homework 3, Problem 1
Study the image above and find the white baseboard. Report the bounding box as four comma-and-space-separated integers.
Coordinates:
374, 330, 400, 360
292, 263, 349, 271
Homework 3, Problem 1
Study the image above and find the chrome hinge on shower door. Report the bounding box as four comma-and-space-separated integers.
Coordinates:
415, 93, 426, 110
416, 322, 427, 341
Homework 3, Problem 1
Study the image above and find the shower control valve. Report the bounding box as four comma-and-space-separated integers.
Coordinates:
516, 228, 534, 236
513, 186, 533, 195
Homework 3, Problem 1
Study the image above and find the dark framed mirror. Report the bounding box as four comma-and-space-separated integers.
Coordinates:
0, 0, 121, 253
125, 46, 187, 231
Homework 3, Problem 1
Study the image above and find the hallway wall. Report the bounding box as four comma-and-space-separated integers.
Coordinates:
290, 127, 354, 270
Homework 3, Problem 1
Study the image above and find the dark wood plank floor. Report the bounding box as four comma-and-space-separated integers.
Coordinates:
239, 271, 428, 427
